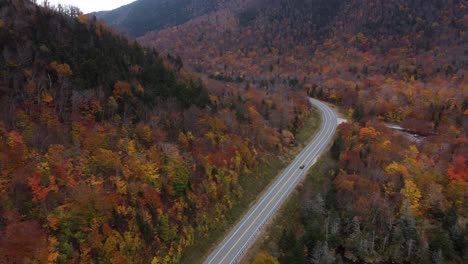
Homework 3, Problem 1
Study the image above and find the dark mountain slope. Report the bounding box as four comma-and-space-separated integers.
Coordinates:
93, 0, 221, 37
0, 0, 209, 123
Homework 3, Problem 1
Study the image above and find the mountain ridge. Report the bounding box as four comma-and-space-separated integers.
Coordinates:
93, 0, 226, 37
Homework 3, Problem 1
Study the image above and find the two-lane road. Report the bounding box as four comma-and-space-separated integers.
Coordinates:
203, 98, 339, 264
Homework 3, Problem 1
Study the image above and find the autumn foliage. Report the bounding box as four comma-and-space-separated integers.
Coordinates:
136, 0, 466, 262
0, 1, 311, 263
1, 0, 467, 263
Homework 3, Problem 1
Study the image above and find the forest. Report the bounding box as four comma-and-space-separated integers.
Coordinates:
0, 0, 466, 263
138, 0, 467, 263
0, 0, 311, 263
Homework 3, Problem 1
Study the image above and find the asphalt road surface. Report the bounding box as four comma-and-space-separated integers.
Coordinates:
203, 98, 339, 264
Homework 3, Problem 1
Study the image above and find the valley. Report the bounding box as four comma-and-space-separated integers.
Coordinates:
0, 0, 466, 264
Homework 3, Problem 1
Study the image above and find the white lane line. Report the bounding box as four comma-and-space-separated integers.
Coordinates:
205, 102, 329, 264
226, 104, 336, 263
211, 100, 336, 263
228, 102, 337, 263
205, 99, 338, 264
218, 103, 334, 263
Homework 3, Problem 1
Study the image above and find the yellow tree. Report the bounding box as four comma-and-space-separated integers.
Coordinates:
252, 253, 279, 264
400, 179, 422, 215
49, 62, 73, 77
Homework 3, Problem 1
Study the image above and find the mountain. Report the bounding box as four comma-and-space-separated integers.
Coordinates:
1, 0, 467, 263
139, 0, 467, 80
133, 0, 467, 263
93, 0, 222, 37
0, 0, 312, 263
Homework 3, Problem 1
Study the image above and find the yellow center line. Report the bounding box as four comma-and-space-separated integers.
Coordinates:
217, 104, 334, 264
208, 103, 331, 264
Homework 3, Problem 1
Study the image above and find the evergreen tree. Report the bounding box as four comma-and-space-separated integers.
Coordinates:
352, 104, 364, 121
330, 136, 344, 161
399, 200, 419, 259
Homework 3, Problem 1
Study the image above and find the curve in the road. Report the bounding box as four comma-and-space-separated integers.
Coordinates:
203, 98, 338, 264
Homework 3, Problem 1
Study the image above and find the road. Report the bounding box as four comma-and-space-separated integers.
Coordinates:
203, 98, 339, 264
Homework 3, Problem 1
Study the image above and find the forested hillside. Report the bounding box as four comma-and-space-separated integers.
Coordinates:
1, 0, 467, 263
136, 0, 467, 263
0, 0, 312, 263
139, 0, 466, 85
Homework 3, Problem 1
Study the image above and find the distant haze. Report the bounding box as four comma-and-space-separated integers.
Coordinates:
47, 0, 136, 13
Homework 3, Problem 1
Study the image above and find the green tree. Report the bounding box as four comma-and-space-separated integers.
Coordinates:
330, 136, 344, 161
170, 161, 191, 197
429, 229, 455, 261
278, 229, 306, 264
352, 104, 364, 121
158, 213, 173, 243
136, 212, 153, 244
399, 200, 419, 258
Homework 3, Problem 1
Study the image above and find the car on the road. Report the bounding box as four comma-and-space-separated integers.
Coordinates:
299, 165, 305, 169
